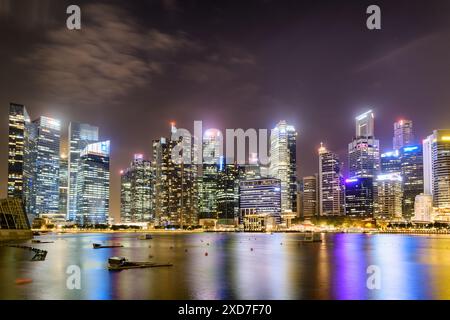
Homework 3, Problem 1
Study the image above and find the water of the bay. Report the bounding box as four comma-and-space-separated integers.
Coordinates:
1, 232, 449, 300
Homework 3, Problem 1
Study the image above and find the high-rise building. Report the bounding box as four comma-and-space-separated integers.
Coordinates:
413, 193, 433, 222
423, 130, 450, 210
120, 154, 153, 223
269, 120, 297, 213
217, 159, 239, 225
120, 169, 132, 223
75, 141, 110, 225
345, 177, 374, 217
374, 173, 403, 219
152, 125, 199, 227
200, 129, 222, 220
380, 150, 401, 174
32, 116, 61, 216
400, 145, 424, 219
348, 110, 380, 178
7, 103, 31, 199
239, 178, 281, 231
58, 154, 68, 216
301, 175, 318, 218
67, 122, 99, 221
318, 143, 344, 216
393, 119, 414, 150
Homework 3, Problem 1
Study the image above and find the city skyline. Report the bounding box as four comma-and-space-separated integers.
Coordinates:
2, 0, 450, 222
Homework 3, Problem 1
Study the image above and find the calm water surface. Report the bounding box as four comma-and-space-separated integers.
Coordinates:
1, 232, 450, 300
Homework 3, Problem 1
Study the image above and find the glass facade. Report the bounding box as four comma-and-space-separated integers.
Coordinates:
345, 177, 374, 217
319, 144, 344, 216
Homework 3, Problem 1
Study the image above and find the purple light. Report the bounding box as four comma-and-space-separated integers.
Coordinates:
346, 178, 358, 183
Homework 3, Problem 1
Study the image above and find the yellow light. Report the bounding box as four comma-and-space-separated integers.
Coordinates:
442, 136, 450, 141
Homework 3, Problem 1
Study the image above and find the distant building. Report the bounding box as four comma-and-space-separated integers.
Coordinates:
400, 145, 424, 219
269, 121, 297, 213
120, 154, 153, 223
75, 141, 110, 225
319, 143, 344, 216
32, 116, 61, 216
374, 173, 403, 219
67, 122, 99, 221
239, 178, 281, 231
423, 130, 450, 210
345, 177, 374, 218
348, 110, 380, 178
380, 150, 401, 174
217, 160, 239, 225
413, 194, 433, 222
59, 155, 68, 216
301, 175, 318, 218
393, 119, 414, 151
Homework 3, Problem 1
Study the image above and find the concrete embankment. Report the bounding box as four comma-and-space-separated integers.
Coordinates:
0, 229, 33, 242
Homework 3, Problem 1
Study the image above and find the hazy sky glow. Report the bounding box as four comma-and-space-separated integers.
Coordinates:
1, 0, 450, 220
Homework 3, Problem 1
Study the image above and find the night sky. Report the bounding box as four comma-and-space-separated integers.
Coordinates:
1, 0, 450, 221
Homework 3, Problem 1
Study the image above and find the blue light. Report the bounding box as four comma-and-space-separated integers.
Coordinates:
403, 146, 419, 152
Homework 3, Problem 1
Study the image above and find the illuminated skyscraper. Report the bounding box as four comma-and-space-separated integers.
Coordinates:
413, 194, 433, 222
301, 175, 318, 218
217, 159, 239, 225
76, 141, 110, 225
318, 143, 344, 216
67, 122, 99, 220
269, 121, 297, 213
59, 155, 68, 216
152, 125, 198, 227
380, 150, 401, 174
374, 173, 403, 219
345, 177, 374, 217
400, 145, 424, 219
239, 178, 281, 231
348, 110, 380, 178
423, 130, 450, 210
393, 119, 414, 150
7, 103, 30, 199
199, 129, 222, 220
32, 116, 61, 216
120, 154, 153, 223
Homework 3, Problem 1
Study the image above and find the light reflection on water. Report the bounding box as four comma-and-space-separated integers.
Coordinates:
1, 232, 450, 300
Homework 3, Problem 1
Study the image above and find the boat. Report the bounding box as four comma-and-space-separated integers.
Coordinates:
31, 239, 54, 244
108, 257, 173, 271
138, 234, 153, 240
298, 231, 322, 243
93, 243, 124, 249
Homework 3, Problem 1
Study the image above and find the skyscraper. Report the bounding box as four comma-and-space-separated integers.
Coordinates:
413, 194, 433, 222
120, 154, 153, 223
301, 175, 318, 218
423, 130, 450, 211
393, 119, 414, 150
239, 178, 281, 231
345, 177, 374, 217
380, 150, 401, 174
59, 154, 68, 216
76, 141, 110, 225
348, 110, 380, 178
217, 159, 239, 225
67, 122, 99, 221
7, 103, 30, 199
400, 145, 424, 219
374, 173, 403, 219
269, 121, 297, 213
32, 116, 61, 216
318, 143, 344, 216
200, 129, 222, 220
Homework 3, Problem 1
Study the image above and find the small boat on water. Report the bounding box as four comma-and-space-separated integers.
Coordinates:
108, 257, 173, 271
298, 232, 322, 243
93, 243, 124, 249
138, 234, 153, 240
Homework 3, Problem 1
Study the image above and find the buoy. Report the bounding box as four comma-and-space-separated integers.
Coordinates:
280, 242, 283, 245
169, 246, 173, 250
15, 278, 33, 285
185, 249, 188, 253
250, 248, 254, 251
149, 245, 151, 248
206, 243, 209, 246
205, 252, 208, 256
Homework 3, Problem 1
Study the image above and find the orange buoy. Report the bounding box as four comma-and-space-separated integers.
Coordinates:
15, 278, 33, 285
205, 252, 208, 256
